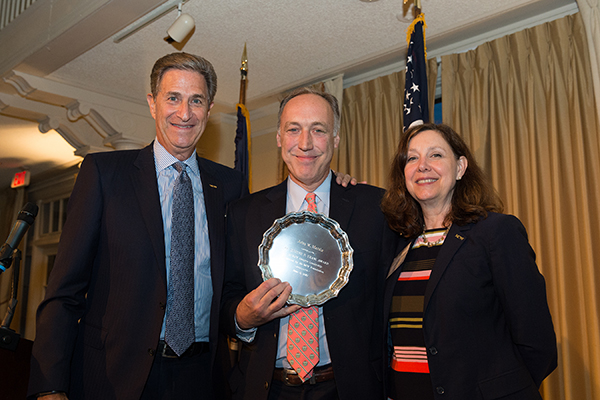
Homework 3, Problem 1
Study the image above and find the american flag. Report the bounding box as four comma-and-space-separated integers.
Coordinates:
403, 14, 429, 131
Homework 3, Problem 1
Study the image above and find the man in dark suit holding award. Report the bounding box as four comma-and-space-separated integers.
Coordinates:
28, 52, 246, 400
221, 87, 398, 399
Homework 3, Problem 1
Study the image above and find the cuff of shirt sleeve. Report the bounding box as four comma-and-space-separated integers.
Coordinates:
234, 313, 257, 343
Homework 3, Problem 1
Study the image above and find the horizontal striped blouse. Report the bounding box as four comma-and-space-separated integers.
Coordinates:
388, 228, 448, 400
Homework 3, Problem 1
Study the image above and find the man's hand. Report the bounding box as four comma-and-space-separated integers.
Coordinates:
236, 278, 301, 329
334, 171, 359, 187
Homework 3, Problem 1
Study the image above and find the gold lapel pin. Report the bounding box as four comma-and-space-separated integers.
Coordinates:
455, 234, 465, 241
209, 184, 217, 189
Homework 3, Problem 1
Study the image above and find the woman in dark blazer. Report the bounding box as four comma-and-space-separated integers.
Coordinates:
380, 123, 557, 399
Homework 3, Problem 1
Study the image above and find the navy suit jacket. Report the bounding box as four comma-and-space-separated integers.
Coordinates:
221, 178, 399, 400
28, 144, 245, 399
383, 213, 557, 399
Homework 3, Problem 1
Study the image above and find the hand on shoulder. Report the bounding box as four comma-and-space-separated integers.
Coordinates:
334, 171, 362, 187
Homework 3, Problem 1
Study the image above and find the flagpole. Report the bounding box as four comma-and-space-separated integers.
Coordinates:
414, 0, 421, 16
230, 43, 250, 360
404, 0, 422, 19
239, 43, 248, 105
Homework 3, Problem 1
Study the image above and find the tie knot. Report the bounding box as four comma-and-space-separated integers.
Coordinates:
305, 193, 317, 213
173, 162, 186, 173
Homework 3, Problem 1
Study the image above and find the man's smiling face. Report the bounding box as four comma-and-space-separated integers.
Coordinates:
277, 93, 339, 192
147, 68, 213, 161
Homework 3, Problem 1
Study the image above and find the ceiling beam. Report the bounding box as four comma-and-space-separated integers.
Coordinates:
0, 0, 168, 77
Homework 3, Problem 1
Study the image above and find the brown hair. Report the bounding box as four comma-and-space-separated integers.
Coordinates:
150, 52, 217, 103
277, 87, 341, 136
381, 123, 503, 238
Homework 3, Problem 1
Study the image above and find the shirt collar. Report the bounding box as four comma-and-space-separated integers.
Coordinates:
153, 139, 200, 177
287, 171, 332, 213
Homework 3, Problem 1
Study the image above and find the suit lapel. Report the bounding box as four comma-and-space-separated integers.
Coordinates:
323, 180, 354, 318
423, 223, 471, 313
132, 145, 166, 283
383, 240, 413, 325
387, 242, 411, 279
328, 178, 354, 231
197, 157, 225, 291
264, 180, 288, 216
235, 181, 286, 286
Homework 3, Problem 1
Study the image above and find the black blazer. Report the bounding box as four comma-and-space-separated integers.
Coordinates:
28, 144, 245, 399
221, 178, 399, 400
383, 213, 557, 399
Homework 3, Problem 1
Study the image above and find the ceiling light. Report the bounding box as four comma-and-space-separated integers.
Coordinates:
166, 3, 195, 42
112, 0, 189, 43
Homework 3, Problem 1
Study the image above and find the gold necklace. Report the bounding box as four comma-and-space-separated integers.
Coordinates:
420, 227, 449, 248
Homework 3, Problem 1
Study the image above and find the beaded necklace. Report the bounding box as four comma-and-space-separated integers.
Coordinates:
420, 226, 450, 248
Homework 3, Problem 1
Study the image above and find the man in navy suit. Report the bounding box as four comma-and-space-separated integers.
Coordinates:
28, 52, 246, 400
221, 87, 398, 399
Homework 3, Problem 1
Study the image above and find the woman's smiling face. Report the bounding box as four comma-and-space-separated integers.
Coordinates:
404, 129, 467, 213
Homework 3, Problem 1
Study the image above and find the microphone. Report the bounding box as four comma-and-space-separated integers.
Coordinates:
0, 202, 38, 274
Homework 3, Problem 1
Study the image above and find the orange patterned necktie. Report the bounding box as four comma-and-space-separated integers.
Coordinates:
286, 192, 320, 381
304, 192, 317, 213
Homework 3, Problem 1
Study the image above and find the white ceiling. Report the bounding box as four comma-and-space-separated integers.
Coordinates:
0, 0, 578, 190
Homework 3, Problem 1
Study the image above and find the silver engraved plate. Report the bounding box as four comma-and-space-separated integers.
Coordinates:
258, 211, 354, 307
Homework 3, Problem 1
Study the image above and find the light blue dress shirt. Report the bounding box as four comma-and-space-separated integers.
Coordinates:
236, 172, 334, 368
275, 173, 333, 368
154, 140, 212, 342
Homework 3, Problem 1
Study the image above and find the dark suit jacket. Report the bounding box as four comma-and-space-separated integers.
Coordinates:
221, 178, 399, 400
383, 213, 557, 399
28, 144, 245, 399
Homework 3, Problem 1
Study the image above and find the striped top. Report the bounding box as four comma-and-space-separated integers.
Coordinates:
387, 228, 447, 400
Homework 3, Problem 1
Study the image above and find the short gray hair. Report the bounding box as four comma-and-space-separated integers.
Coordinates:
150, 52, 217, 104
277, 87, 340, 136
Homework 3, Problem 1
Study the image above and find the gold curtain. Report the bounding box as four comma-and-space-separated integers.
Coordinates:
442, 12, 600, 400
335, 59, 438, 187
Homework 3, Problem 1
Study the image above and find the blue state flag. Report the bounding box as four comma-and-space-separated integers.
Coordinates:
234, 103, 252, 191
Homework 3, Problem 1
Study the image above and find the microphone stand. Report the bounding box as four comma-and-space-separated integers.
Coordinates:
0, 248, 22, 352
0, 247, 34, 399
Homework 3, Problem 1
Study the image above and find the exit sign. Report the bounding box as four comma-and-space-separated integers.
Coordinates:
11, 171, 30, 188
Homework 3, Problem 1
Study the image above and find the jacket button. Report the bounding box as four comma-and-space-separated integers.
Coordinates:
159, 302, 166, 310
436, 386, 445, 394
264, 382, 269, 390
148, 349, 155, 356
429, 347, 438, 355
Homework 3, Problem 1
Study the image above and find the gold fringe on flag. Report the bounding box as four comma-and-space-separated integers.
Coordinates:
406, 13, 427, 60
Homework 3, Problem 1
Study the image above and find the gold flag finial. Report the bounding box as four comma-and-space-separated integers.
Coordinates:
241, 42, 248, 74
403, 0, 422, 17
239, 43, 248, 105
